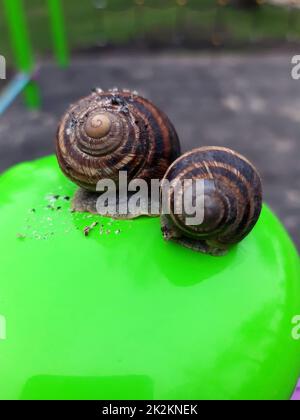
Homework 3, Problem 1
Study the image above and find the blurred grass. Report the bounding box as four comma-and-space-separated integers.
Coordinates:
1, 0, 300, 67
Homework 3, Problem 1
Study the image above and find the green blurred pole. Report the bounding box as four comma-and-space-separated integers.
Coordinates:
47, 0, 69, 67
3, 0, 41, 109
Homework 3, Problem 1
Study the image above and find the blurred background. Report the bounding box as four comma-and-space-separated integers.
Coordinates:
0, 0, 300, 256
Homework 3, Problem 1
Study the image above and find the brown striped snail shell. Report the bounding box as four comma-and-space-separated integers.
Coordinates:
161, 146, 263, 256
56, 89, 181, 192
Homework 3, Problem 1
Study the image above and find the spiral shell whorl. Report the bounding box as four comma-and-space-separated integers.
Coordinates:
162, 146, 263, 247
56, 89, 181, 191
84, 113, 111, 139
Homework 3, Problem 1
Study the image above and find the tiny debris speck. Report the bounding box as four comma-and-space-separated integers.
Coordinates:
84, 227, 91, 237
17, 233, 26, 240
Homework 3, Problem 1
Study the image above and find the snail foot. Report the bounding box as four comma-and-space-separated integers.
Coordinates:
72, 188, 159, 220
72, 189, 99, 215
161, 215, 228, 256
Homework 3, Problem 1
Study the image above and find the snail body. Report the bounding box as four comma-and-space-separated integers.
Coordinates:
161, 147, 263, 256
56, 89, 181, 192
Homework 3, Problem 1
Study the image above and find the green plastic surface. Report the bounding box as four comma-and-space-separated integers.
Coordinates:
0, 155, 299, 400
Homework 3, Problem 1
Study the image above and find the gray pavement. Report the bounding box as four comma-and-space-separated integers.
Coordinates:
0, 52, 299, 250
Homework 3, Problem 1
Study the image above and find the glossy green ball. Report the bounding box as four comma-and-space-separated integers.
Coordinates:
0, 156, 299, 400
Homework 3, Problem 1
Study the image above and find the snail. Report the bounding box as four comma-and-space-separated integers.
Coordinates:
56, 88, 181, 216
160, 146, 263, 256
